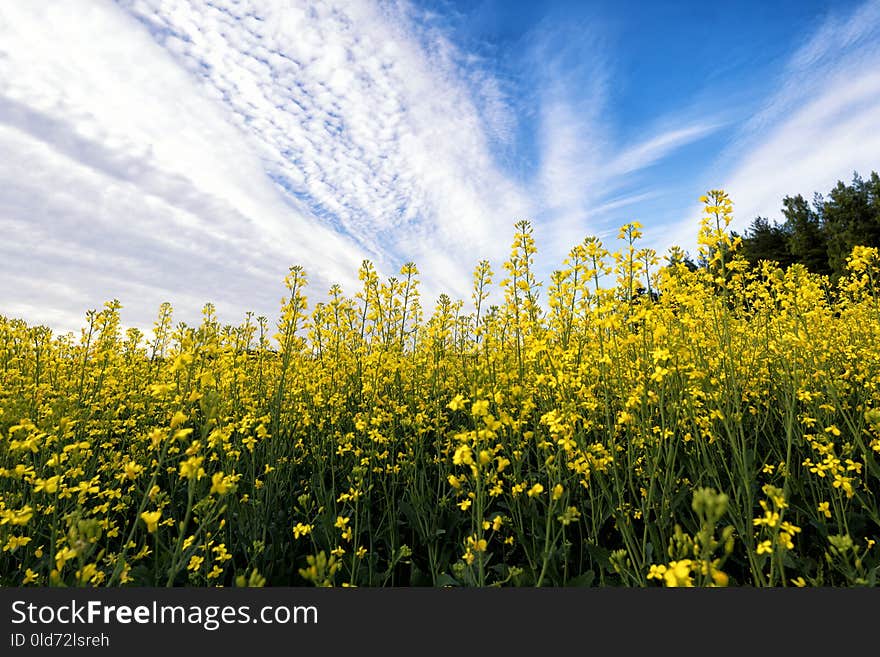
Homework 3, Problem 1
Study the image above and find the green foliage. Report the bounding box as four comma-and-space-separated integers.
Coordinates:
738, 170, 880, 279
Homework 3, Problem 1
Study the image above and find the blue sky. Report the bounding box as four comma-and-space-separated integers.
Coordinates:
1, 0, 879, 332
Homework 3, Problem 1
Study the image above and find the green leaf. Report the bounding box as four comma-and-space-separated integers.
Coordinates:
435, 572, 460, 587
567, 571, 596, 587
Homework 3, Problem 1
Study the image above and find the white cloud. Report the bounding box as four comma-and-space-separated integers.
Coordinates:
787, 0, 880, 74
662, 0, 880, 255
119, 0, 536, 297
608, 123, 720, 178
533, 86, 718, 259
0, 0, 533, 331
0, 0, 736, 334
726, 69, 880, 226
0, 1, 376, 332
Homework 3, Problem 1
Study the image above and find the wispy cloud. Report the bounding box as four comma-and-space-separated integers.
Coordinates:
0, 1, 738, 333
0, 1, 375, 331
119, 0, 539, 297
722, 1, 880, 231
0, 0, 538, 330
662, 0, 880, 255
527, 19, 720, 257
787, 0, 880, 75
608, 123, 720, 178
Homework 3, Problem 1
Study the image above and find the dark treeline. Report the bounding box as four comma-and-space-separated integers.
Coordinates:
732, 170, 880, 279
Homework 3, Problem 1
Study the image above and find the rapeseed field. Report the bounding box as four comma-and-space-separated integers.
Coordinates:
2, 191, 878, 587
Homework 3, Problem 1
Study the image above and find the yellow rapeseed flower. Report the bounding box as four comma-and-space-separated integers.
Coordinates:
293, 523, 313, 539
210, 472, 231, 496
447, 394, 467, 411
140, 510, 161, 533
663, 560, 693, 587
122, 460, 144, 481
34, 476, 61, 495
179, 456, 205, 481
